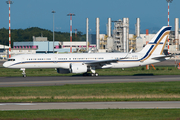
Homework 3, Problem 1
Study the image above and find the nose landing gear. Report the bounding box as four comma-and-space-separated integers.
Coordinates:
20, 68, 26, 77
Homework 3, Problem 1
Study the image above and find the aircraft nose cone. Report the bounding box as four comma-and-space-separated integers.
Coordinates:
3, 62, 8, 68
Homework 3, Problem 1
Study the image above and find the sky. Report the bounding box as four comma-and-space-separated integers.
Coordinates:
0, 0, 180, 34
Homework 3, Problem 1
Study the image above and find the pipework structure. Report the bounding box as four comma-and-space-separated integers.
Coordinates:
96, 18, 100, 50
136, 18, 140, 37
175, 18, 179, 51
6, 0, 13, 58
67, 13, 75, 53
166, 0, 173, 54
106, 18, 114, 51
112, 18, 129, 52
107, 18, 111, 37
112, 20, 123, 51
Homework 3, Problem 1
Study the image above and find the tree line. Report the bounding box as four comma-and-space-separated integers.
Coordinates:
0, 27, 86, 47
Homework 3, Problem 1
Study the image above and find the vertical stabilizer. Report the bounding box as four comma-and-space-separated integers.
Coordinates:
138, 26, 171, 55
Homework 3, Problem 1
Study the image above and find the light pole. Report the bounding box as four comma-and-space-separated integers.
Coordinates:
67, 13, 75, 53
6, 0, 13, 58
86, 18, 89, 51
52, 10, 55, 53
166, 0, 173, 54
166, 0, 173, 26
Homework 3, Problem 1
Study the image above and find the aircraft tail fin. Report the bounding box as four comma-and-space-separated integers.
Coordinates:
138, 26, 171, 56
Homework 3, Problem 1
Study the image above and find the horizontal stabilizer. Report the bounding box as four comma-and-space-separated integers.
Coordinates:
151, 55, 174, 60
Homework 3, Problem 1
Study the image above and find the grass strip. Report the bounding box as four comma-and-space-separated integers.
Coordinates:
0, 66, 180, 77
0, 82, 180, 102
0, 109, 180, 120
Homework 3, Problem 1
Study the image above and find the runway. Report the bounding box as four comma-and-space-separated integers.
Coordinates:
1, 60, 180, 111
0, 75, 180, 87
0, 101, 180, 110
1, 75, 180, 87
1, 64, 180, 111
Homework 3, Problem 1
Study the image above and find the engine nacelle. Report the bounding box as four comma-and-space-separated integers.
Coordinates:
70, 63, 87, 73
57, 68, 70, 74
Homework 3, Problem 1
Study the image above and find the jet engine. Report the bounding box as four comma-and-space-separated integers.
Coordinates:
57, 68, 70, 74
69, 63, 87, 73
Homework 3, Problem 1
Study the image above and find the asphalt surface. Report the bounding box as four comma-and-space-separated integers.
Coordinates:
1, 60, 180, 111
1, 101, 180, 110
0, 75, 180, 87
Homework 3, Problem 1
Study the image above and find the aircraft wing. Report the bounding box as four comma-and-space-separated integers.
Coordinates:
84, 59, 119, 66
85, 49, 132, 66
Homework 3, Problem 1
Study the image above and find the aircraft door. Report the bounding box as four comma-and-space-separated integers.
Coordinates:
54, 56, 58, 63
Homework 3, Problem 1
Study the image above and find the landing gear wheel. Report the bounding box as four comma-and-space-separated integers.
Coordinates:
95, 73, 99, 76
90, 66, 99, 77
23, 74, 26, 78
21, 68, 26, 78
91, 73, 95, 76
83, 73, 88, 76
91, 73, 98, 77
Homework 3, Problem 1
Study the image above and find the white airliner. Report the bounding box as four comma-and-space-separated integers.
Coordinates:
3, 26, 172, 77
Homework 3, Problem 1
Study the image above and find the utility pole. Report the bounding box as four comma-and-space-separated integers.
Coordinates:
6, 0, 13, 58
67, 13, 75, 53
166, 0, 173, 54
52, 10, 55, 53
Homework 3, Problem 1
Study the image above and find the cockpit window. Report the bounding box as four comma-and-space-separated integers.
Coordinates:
8, 59, 15, 61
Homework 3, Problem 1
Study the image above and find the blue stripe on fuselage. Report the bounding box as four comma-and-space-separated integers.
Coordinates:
9, 60, 95, 67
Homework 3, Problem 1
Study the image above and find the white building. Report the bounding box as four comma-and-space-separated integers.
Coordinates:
134, 34, 156, 52
0, 44, 9, 59
11, 48, 37, 56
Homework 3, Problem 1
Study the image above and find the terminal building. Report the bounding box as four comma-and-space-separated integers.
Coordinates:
13, 36, 96, 54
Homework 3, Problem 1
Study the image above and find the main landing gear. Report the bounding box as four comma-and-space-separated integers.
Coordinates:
91, 73, 99, 76
90, 66, 98, 76
83, 73, 99, 76
20, 68, 26, 77
83, 66, 99, 76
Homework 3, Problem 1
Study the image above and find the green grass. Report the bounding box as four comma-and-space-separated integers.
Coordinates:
1, 82, 180, 96
1, 82, 180, 102
0, 109, 180, 120
0, 66, 180, 77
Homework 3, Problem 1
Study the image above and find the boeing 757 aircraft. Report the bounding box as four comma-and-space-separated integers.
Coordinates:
3, 26, 172, 77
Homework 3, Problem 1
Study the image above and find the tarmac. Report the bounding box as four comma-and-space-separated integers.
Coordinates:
1, 101, 180, 110
1, 60, 180, 110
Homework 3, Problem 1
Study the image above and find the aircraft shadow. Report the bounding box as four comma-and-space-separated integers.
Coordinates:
133, 73, 154, 76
